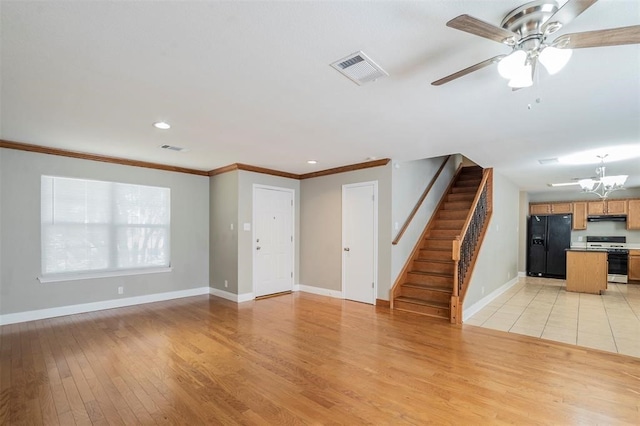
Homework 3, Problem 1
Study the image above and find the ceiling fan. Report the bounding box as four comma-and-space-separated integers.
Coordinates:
431, 0, 640, 88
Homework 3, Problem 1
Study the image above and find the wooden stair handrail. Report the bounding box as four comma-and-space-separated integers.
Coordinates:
450, 168, 493, 324
453, 168, 492, 254
392, 155, 452, 245
389, 163, 466, 309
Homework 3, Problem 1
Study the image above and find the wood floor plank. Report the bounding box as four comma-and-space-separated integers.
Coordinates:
1, 292, 639, 424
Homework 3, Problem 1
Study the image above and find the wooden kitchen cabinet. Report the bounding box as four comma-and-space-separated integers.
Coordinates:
587, 199, 627, 215
572, 202, 587, 230
530, 204, 551, 215
529, 202, 572, 215
606, 199, 627, 215
629, 250, 640, 283
587, 201, 606, 215
627, 200, 640, 230
566, 250, 608, 294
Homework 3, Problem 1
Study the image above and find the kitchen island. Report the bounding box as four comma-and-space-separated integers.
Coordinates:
565, 249, 608, 294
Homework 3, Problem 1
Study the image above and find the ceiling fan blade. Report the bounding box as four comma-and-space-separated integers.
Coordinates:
542, 0, 598, 33
431, 55, 505, 86
554, 25, 640, 49
447, 15, 517, 44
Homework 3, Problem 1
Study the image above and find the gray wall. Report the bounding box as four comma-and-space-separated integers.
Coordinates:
391, 155, 461, 282
237, 171, 300, 295
465, 171, 520, 308
518, 191, 529, 273
0, 148, 209, 315
300, 164, 392, 300
0, 149, 3, 310
210, 171, 239, 293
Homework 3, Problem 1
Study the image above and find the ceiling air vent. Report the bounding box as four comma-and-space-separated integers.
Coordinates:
330, 51, 388, 86
160, 144, 187, 152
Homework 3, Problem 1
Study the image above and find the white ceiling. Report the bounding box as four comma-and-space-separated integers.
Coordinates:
1, 0, 639, 194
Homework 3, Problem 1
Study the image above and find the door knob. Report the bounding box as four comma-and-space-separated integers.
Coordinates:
256, 246, 261, 250
344, 247, 350, 251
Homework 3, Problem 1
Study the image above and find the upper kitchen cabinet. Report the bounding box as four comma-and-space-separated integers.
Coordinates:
628, 200, 640, 230
587, 200, 627, 216
572, 202, 587, 230
529, 202, 572, 215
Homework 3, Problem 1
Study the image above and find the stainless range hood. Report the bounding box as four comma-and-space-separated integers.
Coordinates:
587, 215, 627, 222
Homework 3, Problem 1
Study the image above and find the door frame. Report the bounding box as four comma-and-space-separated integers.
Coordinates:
252, 184, 295, 297
341, 181, 378, 304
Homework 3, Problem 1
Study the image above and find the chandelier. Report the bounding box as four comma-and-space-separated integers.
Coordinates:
578, 156, 627, 200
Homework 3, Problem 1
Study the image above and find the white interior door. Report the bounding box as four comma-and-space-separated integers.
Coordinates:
342, 181, 377, 304
253, 186, 294, 297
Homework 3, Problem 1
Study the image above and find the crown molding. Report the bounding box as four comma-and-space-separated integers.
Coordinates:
1, 139, 390, 180
208, 159, 391, 180
0, 139, 209, 176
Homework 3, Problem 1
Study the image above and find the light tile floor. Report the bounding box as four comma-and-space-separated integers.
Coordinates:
467, 277, 640, 358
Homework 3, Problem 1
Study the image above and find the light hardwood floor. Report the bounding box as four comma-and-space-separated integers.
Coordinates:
1, 292, 639, 424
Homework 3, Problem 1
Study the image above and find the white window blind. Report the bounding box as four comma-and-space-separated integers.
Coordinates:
41, 176, 170, 278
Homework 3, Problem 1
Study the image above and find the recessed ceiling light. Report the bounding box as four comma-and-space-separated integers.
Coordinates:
307, 160, 318, 165
153, 121, 171, 130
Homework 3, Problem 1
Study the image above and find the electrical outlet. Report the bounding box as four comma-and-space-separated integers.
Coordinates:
118, 286, 124, 295
230, 223, 234, 231
508, 271, 511, 279
224, 280, 228, 288
481, 286, 485, 295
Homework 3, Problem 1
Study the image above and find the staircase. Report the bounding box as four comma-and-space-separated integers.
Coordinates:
392, 166, 483, 320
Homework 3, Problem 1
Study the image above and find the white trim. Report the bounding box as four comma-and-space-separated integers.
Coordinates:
462, 276, 520, 321
518, 271, 526, 277
295, 284, 343, 299
342, 181, 378, 305
0, 286, 209, 326
252, 184, 295, 297
209, 288, 255, 303
38, 267, 173, 283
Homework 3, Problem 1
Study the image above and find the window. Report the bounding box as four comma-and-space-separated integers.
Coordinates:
41, 176, 170, 279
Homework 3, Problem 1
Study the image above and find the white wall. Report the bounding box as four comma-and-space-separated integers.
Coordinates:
210, 171, 239, 293
237, 171, 300, 296
300, 164, 392, 300
464, 171, 520, 310
0, 149, 209, 316
528, 188, 640, 202
391, 155, 461, 282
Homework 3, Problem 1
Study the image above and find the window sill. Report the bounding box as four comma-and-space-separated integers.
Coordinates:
38, 267, 173, 283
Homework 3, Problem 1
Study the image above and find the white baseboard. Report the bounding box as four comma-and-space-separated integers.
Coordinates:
0, 286, 210, 326
209, 288, 254, 303
518, 271, 526, 277
463, 276, 520, 321
295, 284, 343, 299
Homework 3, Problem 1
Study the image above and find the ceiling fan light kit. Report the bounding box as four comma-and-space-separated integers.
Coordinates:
537, 46, 572, 74
431, 0, 640, 87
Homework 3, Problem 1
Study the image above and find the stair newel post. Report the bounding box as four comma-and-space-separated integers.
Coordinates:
451, 236, 461, 324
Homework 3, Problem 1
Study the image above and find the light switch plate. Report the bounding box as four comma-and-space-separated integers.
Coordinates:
243, 223, 251, 231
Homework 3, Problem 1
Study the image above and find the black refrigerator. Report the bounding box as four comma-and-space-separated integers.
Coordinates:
527, 214, 572, 278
